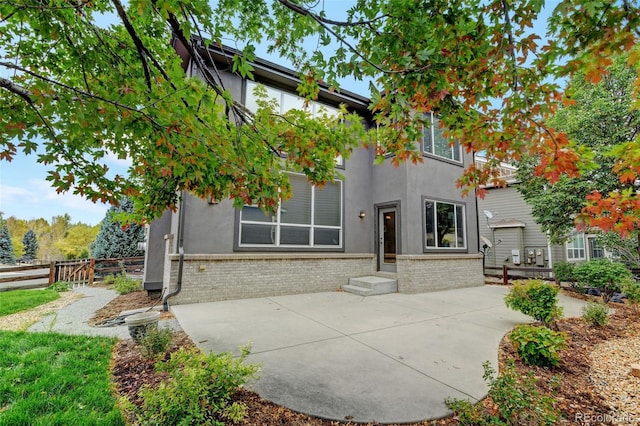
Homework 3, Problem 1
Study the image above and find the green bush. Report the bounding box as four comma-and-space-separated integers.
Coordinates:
510, 325, 568, 367
138, 326, 173, 360
113, 276, 141, 295
102, 274, 117, 285
573, 259, 633, 292
132, 346, 259, 426
49, 280, 71, 292
504, 279, 563, 326
553, 261, 576, 284
623, 280, 640, 305
582, 301, 610, 326
445, 360, 560, 425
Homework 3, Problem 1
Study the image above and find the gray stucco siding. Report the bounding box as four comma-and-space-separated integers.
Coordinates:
341, 144, 375, 253
142, 210, 172, 289
181, 196, 236, 254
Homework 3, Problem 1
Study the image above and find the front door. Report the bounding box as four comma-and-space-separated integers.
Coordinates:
378, 207, 397, 272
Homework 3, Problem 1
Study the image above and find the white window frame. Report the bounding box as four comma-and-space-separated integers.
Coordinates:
422, 112, 462, 163
566, 232, 586, 261
424, 199, 466, 249
238, 173, 343, 248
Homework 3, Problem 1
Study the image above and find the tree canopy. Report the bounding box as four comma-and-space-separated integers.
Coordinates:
517, 54, 640, 243
21, 229, 38, 261
0, 224, 16, 265
4, 215, 98, 261
1, 1, 639, 233
91, 197, 145, 259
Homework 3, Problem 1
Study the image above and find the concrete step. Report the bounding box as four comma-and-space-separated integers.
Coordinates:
342, 276, 397, 296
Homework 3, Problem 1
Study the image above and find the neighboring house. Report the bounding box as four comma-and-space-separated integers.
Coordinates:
475, 157, 605, 273
143, 44, 484, 306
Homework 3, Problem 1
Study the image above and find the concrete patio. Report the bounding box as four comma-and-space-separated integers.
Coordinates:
171, 285, 586, 424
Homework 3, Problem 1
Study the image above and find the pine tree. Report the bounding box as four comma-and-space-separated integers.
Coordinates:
91, 197, 145, 259
0, 224, 16, 265
22, 229, 38, 261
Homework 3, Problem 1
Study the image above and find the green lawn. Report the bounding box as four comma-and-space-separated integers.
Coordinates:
0, 331, 124, 426
0, 289, 60, 317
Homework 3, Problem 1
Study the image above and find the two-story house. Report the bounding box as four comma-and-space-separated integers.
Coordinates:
142, 44, 484, 307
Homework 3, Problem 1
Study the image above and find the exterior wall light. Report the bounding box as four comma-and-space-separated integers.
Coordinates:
358, 210, 366, 219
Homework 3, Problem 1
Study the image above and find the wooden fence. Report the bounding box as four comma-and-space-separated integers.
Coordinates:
94, 256, 144, 280
484, 264, 555, 285
0, 256, 144, 288
0, 263, 51, 284
51, 258, 95, 286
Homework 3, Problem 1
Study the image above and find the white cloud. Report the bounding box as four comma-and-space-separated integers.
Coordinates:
105, 150, 133, 168
0, 179, 109, 225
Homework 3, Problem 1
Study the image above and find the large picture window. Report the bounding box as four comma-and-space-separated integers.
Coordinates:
239, 173, 342, 248
423, 112, 461, 163
424, 199, 466, 249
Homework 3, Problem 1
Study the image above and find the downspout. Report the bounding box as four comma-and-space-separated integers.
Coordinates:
162, 192, 186, 311
161, 39, 191, 312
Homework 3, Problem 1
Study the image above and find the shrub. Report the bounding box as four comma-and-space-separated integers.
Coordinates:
132, 346, 259, 425
509, 325, 568, 367
573, 259, 633, 292
113, 276, 141, 295
138, 326, 173, 360
622, 280, 640, 310
102, 274, 117, 285
582, 301, 610, 326
504, 279, 563, 326
49, 280, 71, 292
553, 261, 576, 284
445, 360, 560, 425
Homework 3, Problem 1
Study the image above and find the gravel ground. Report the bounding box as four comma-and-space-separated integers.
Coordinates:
0, 286, 180, 337
0, 290, 83, 331
590, 335, 640, 422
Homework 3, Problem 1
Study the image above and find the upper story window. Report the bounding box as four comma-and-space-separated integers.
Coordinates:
245, 81, 340, 117
566, 232, 586, 261
424, 199, 466, 249
239, 173, 342, 248
423, 112, 461, 163
245, 81, 343, 167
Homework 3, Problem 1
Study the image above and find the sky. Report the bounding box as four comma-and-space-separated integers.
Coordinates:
0, 1, 555, 226
0, 152, 128, 226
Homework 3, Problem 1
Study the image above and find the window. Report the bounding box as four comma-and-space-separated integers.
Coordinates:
239, 173, 342, 248
424, 199, 466, 249
587, 236, 604, 260
423, 112, 461, 162
566, 232, 586, 260
245, 81, 340, 117
246, 81, 343, 167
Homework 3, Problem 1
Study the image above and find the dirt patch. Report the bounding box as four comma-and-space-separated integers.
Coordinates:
88, 289, 170, 326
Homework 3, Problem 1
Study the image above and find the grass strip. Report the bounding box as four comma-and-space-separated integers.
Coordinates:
0, 289, 60, 317
0, 331, 123, 426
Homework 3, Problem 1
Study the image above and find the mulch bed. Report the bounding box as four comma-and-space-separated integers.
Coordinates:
108, 289, 640, 425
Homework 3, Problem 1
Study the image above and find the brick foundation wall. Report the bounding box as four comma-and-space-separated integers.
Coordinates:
165, 253, 376, 305
396, 254, 484, 293
163, 253, 484, 305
